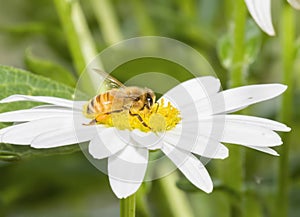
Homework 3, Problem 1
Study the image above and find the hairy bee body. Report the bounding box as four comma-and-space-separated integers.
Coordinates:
85, 87, 156, 125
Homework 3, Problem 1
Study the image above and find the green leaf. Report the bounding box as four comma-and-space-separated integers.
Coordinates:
0, 65, 83, 161
217, 19, 262, 69
176, 177, 200, 192
176, 177, 240, 198
0, 22, 70, 60
0, 22, 49, 36
25, 48, 77, 87
217, 33, 233, 69
0, 143, 81, 162
244, 20, 262, 65
0, 65, 75, 111
0, 150, 21, 162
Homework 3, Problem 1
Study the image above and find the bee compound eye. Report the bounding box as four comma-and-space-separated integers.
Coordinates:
147, 96, 153, 106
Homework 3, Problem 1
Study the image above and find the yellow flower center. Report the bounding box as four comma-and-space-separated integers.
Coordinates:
83, 99, 181, 132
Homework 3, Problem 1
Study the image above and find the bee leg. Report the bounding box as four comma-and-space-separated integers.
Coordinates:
83, 109, 125, 126
129, 110, 151, 129
95, 114, 109, 123
106, 109, 124, 114
95, 109, 124, 122
83, 119, 97, 126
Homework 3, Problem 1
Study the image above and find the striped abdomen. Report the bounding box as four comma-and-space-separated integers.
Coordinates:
86, 91, 115, 115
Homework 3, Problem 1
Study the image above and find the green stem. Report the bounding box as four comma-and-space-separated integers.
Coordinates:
135, 185, 151, 217
224, 0, 234, 22
90, 0, 123, 45
220, 0, 247, 216
230, 0, 247, 87
158, 171, 194, 217
277, 5, 295, 217
176, 0, 196, 18
120, 194, 136, 217
131, 0, 156, 35
54, 0, 107, 95
54, 0, 102, 75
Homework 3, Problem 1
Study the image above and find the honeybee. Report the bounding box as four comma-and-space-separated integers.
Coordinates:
84, 69, 156, 128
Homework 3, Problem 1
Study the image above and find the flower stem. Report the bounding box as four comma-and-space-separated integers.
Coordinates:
176, 0, 196, 19
157, 170, 194, 217
120, 194, 136, 217
277, 5, 295, 217
54, 0, 108, 95
54, 0, 102, 75
220, 0, 247, 216
90, 0, 123, 45
130, 0, 156, 35
135, 186, 151, 217
230, 0, 246, 87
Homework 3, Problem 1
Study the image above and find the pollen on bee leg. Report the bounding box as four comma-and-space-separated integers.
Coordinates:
111, 112, 132, 130
95, 114, 109, 123
149, 113, 166, 132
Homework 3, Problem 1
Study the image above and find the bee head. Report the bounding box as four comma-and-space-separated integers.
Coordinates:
131, 88, 156, 112
145, 89, 156, 109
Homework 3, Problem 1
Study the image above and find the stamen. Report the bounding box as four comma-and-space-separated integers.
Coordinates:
83, 98, 181, 132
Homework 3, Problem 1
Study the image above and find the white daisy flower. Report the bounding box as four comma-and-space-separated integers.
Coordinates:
288, 0, 300, 9
0, 77, 290, 199
244, 0, 300, 36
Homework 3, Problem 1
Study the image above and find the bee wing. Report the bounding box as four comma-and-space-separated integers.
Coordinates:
93, 68, 125, 89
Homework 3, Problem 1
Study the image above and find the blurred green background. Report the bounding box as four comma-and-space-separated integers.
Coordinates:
0, 0, 300, 217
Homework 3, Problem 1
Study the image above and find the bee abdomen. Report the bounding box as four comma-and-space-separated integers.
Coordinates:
86, 98, 95, 114
87, 92, 112, 114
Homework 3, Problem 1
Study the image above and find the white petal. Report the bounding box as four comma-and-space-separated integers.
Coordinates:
213, 84, 287, 114
0, 108, 76, 122
163, 77, 220, 106
164, 127, 228, 159
108, 145, 148, 199
192, 94, 217, 116
247, 146, 279, 156
184, 114, 223, 139
73, 101, 87, 111
130, 130, 163, 150
100, 128, 130, 149
31, 125, 98, 148
0, 126, 11, 138
1, 117, 74, 145
224, 115, 291, 132
183, 76, 221, 97
288, 0, 300, 10
161, 77, 221, 118
109, 177, 142, 199
193, 114, 290, 137
162, 142, 213, 193
176, 84, 287, 120
0, 95, 74, 108
32, 101, 86, 111
188, 139, 229, 160
31, 105, 72, 110
88, 128, 128, 159
221, 121, 282, 147
212, 143, 229, 159
244, 0, 275, 35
